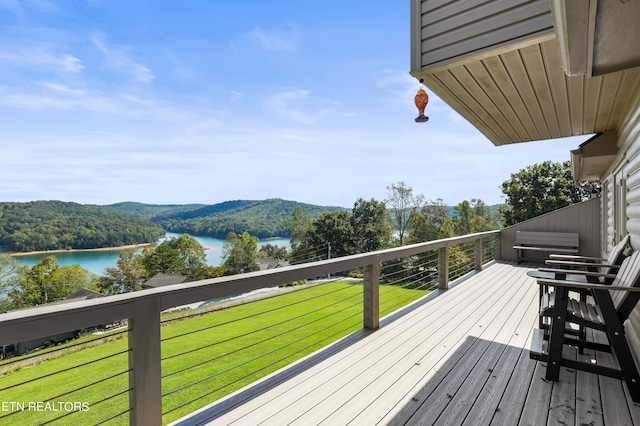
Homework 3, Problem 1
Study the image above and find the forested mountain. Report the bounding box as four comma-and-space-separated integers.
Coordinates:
0, 199, 501, 253
0, 201, 165, 252
0, 199, 348, 252
109, 199, 348, 239
105, 202, 208, 219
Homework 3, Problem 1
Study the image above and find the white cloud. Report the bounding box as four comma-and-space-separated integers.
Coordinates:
91, 34, 154, 83
0, 45, 84, 73
229, 90, 244, 103
0, 82, 224, 124
263, 88, 340, 125
247, 26, 298, 52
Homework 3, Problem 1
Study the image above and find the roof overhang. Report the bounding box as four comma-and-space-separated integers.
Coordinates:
551, 0, 640, 77
411, 0, 640, 146
570, 132, 618, 181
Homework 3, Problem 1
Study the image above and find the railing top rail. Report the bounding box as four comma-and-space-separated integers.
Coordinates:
0, 230, 500, 344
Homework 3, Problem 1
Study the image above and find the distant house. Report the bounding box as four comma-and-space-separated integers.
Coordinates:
2, 288, 106, 358
142, 273, 192, 289
46, 288, 105, 305
255, 257, 291, 271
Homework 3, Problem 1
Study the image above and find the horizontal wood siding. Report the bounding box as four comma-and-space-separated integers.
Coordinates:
413, 0, 553, 71
618, 84, 640, 250
410, 1, 640, 146
500, 198, 601, 262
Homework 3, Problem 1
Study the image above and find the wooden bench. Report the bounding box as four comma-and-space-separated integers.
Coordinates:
513, 231, 579, 263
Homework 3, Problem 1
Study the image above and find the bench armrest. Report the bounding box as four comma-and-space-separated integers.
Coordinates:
537, 268, 616, 279
544, 260, 620, 269
548, 254, 608, 262
535, 278, 640, 292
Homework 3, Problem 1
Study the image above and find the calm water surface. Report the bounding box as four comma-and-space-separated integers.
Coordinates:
6, 233, 290, 275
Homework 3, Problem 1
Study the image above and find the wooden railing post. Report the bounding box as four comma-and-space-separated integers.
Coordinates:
474, 238, 483, 271
438, 246, 449, 289
128, 297, 162, 426
363, 260, 380, 330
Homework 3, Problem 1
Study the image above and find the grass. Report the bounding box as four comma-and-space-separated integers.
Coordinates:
0, 281, 429, 425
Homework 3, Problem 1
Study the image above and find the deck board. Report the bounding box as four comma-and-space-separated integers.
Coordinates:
173, 261, 640, 426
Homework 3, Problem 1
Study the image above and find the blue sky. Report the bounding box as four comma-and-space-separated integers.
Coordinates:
0, 0, 585, 208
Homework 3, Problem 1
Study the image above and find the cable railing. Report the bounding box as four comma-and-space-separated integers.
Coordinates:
0, 230, 500, 425
0, 318, 131, 425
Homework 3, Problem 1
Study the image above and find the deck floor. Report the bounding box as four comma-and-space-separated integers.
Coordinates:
174, 261, 640, 426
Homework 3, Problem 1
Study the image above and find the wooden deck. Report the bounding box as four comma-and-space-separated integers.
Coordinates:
174, 261, 640, 426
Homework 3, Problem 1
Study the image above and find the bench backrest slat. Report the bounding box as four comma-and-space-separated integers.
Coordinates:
515, 231, 579, 247
612, 251, 640, 311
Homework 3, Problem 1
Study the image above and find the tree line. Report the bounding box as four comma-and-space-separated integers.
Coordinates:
0, 201, 164, 252
0, 160, 592, 312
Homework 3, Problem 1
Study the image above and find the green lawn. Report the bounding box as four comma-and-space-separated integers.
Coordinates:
0, 281, 429, 425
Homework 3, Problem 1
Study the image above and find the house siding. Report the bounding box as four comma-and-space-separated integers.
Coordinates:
411, 0, 554, 73
603, 82, 640, 250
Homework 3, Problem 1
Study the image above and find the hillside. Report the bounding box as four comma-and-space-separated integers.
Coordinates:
105, 202, 208, 219
0, 201, 165, 252
109, 199, 349, 239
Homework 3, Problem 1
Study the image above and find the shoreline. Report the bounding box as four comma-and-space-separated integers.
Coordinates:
7, 242, 155, 257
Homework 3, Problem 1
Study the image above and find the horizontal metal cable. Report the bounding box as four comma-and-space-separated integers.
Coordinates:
380, 260, 436, 286
290, 242, 328, 256
381, 264, 435, 286
161, 281, 354, 341
89, 387, 132, 410
380, 278, 435, 300
381, 274, 436, 294
41, 388, 132, 425
162, 285, 362, 363
92, 407, 132, 426
162, 312, 360, 416
162, 294, 362, 380
379, 257, 413, 270
2, 329, 129, 365
449, 262, 474, 276
37, 387, 131, 426
380, 282, 436, 313
0, 348, 130, 393
296, 253, 326, 263
42, 369, 130, 405
381, 274, 434, 294
380, 257, 435, 279
162, 301, 362, 398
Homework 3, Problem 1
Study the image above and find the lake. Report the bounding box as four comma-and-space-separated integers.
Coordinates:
5, 233, 290, 275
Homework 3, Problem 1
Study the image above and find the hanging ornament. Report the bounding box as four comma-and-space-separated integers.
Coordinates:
414, 88, 429, 123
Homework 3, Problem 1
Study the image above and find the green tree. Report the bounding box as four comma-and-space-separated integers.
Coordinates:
351, 198, 392, 253
222, 232, 260, 275
193, 265, 226, 280
6, 256, 92, 308
308, 211, 354, 259
259, 243, 288, 261
453, 200, 474, 236
102, 251, 148, 294
142, 244, 183, 276
169, 234, 208, 277
0, 254, 21, 313
410, 198, 454, 243
385, 181, 425, 245
285, 206, 314, 262
468, 199, 500, 232
500, 161, 591, 226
